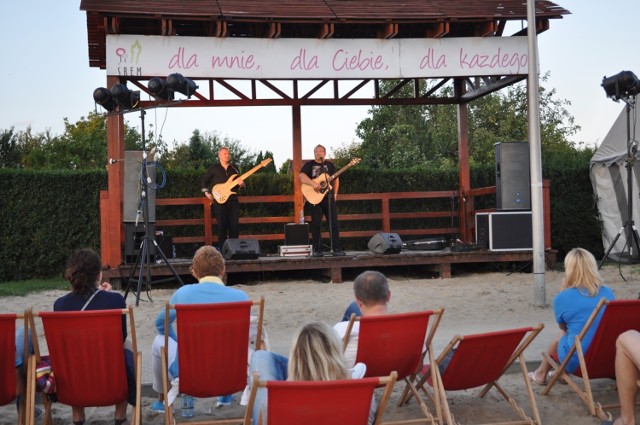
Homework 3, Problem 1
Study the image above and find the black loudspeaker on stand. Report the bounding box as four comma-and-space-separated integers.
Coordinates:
222, 239, 261, 260
368, 232, 403, 254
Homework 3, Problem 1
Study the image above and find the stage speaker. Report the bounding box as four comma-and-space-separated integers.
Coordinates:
123, 150, 157, 223
222, 238, 261, 260
475, 212, 532, 251
124, 222, 156, 264
495, 142, 530, 210
368, 232, 403, 254
284, 223, 309, 245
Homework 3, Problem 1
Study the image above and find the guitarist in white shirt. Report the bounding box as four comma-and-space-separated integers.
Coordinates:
299, 145, 346, 257
202, 147, 245, 249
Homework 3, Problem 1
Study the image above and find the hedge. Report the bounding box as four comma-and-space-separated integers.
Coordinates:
0, 163, 602, 281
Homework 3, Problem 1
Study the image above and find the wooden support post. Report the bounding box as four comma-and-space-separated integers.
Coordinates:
102, 75, 126, 268
331, 267, 343, 283
292, 105, 303, 221
455, 79, 472, 242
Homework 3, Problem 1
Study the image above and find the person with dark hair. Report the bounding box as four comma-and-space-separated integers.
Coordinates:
299, 144, 345, 257
202, 147, 245, 250
53, 248, 133, 425
334, 270, 391, 367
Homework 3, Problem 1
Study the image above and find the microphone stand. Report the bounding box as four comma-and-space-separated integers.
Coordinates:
322, 161, 336, 254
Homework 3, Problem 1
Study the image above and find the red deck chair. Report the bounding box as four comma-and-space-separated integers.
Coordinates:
342, 309, 446, 425
30, 307, 142, 425
161, 298, 266, 425
0, 312, 33, 425
541, 298, 640, 419
410, 324, 544, 425
245, 370, 397, 425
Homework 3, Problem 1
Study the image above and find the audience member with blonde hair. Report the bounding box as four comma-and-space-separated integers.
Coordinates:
529, 247, 615, 385
248, 321, 370, 425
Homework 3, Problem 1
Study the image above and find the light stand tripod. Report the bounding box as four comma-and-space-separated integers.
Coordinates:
124, 109, 183, 306
599, 96, 640, 268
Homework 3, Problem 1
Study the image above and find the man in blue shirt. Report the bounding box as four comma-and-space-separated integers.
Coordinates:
150, 245, 248, 411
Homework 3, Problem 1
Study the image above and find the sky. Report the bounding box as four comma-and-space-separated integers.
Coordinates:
2, 1, 639, 167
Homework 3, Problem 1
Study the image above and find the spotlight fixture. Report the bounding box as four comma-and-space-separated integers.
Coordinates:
93, 87, 118, 112
111, 84, 140, 110
602, 71, 640, 102
148, 77, 174, 101
166, 73, 198, 98
93, 83, 140, 112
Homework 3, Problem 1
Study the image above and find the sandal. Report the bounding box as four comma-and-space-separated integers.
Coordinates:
115, 419, 130, 425
527, 371, 547, 386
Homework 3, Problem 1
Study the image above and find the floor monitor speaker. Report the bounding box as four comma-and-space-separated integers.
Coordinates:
368, 232, 403, 254
222, 238, 261, 260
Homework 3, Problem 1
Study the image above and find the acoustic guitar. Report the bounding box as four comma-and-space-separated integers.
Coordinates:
211, 158, 273, 204
301, 158, 361, 205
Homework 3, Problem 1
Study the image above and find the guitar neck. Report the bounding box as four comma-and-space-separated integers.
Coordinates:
238, 162, 265, 181
330, 162, 356, 181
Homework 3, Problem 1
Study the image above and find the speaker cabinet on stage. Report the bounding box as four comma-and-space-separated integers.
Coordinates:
124, 222, 156, 264
284, 224, 309, 245
222, 239, 261, 260
123, 150, 157, 223
475, 212, 532, 251
495, 142, 530, 210
368, 232, 403, 254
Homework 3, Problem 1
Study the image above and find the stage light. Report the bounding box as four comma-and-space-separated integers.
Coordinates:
148, 77, 174, 101
602, 71, 640, 101
166, 73, 198, 98
111, 84, 140, 110
93, 84, 140, 112
93, 87, 118, 112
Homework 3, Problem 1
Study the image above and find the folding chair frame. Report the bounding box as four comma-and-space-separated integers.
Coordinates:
29, 307, 142, 425
541, 298, 640, 420
161, 297, 266, 425
409, 324, 544, 425
245, 370, 397, 425
1, 312, 33, 425
342, 308, 447, 425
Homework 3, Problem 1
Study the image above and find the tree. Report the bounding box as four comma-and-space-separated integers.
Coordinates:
0, 128, 22, 168
343, 74, 581, 168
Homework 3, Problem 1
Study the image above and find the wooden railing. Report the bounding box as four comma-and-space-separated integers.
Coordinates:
156, 189, 476, 248
155, 182, 551, 250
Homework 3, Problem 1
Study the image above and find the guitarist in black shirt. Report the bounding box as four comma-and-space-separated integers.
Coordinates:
202, 147, 245, 249
299, 145, 345, 257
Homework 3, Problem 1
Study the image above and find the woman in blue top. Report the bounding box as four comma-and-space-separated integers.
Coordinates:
529, 248, 615, 385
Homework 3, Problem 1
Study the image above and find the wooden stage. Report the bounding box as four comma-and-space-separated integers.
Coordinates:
104, 248, 557, 286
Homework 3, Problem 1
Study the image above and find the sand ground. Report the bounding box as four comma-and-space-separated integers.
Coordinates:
2, 263, 640, 424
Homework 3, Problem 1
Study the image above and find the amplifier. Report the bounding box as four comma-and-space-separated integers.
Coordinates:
475, 211, 532, 251
285, 224, 309, 245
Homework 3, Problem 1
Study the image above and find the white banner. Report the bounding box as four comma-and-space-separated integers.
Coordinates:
106, 35, 528, 79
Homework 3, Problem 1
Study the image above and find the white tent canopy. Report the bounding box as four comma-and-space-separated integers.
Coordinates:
591, 102, 640, 260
